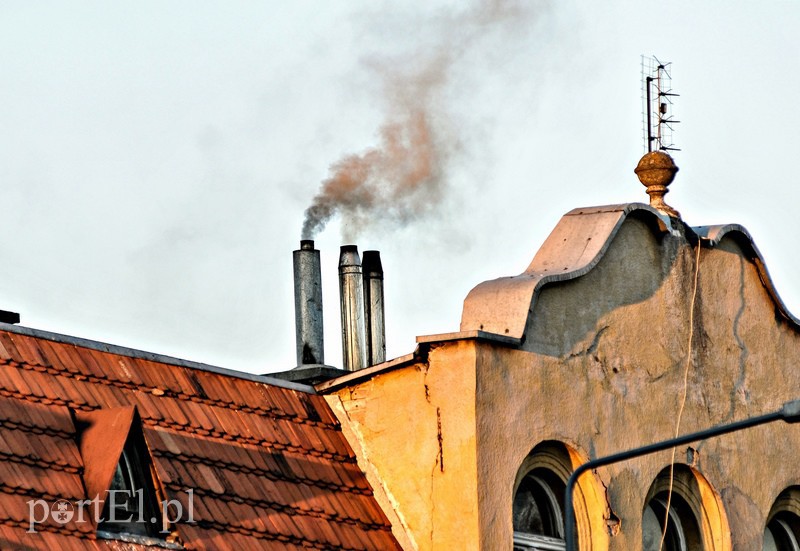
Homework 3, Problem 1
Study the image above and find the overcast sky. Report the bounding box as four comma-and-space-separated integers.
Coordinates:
1, 2, 798, 374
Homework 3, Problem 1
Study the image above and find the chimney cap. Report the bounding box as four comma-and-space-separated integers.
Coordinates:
362, 250, 383, 276
0, 310, 20, 325
300, 240, 315, 251
339, 245, 361, 269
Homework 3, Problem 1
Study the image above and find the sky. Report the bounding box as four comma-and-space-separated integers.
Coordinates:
1, 2, 799, 374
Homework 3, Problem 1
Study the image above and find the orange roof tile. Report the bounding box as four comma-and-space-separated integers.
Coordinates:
0, 325, 400, 550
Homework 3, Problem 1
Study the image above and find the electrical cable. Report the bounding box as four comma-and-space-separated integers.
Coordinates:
658, 240, 702, 551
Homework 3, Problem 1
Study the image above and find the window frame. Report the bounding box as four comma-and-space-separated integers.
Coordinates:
764, 487, 800, 551
641, 465, 729, 551
98, 427, 166, 540
513, 441, 608, 551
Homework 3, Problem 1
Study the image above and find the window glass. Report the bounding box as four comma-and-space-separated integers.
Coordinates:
100, 436, 163, 539
764, 512, 800, 551
513, 469, 565, 537
513, 444, 571, 551
642, 497, 689, 551
642, 487, 702, 551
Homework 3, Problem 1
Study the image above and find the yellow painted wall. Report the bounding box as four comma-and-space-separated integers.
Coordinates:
325, 341, 479, 550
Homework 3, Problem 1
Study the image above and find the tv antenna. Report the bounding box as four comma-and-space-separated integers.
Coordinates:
641, 55, 680, 152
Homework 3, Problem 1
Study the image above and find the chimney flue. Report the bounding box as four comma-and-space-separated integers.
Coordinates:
293, 240, 324, 366
338, 245, 367, 371
362, 250, 385, 366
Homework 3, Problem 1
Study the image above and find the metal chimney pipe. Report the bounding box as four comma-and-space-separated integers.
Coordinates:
362, 250, 385, 366
338, 245, 367, 372
293, 240, 324, 366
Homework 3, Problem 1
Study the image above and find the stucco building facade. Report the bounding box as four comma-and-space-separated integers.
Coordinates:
317, 155, 800, 550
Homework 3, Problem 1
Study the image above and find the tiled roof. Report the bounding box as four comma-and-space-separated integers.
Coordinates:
0, 325, 400, 550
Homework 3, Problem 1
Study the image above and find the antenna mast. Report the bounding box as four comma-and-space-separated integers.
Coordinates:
641, 55, 680, 152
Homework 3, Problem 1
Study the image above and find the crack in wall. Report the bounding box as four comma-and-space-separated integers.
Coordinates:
436, 407, 444, 473
598, 472, 621, 537
566, 325, 610, 361
728, 254, 750, 419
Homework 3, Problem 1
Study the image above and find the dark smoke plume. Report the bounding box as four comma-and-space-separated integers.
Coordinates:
301, 107, 443, 241
301, 1, 529, 241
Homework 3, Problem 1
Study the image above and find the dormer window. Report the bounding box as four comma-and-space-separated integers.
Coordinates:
74, 406, 181, 546
99, 430, 163, 538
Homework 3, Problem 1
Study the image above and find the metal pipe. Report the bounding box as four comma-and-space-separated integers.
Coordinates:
646, 76, 654, 152
338, 245, 367, 371
293, 240, 324, 366
362, 250, 385, 366
564, 399, 800, 550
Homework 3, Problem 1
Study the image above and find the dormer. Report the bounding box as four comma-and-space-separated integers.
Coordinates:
74, 406, 180, 546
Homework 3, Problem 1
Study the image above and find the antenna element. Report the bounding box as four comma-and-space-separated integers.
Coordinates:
641, 56, 680, 153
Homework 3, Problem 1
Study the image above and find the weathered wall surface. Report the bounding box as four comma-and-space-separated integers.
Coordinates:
322, 208, 800, 550
325, 341, 479, 550
476, 214, 800, 549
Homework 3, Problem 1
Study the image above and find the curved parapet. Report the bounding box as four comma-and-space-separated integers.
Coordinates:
461, 204, 800, 341
460, 203, 672, 339
694, 223, 800, 327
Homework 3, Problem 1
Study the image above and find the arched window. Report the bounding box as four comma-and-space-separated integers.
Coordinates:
642, 465, 729, 551
642, 491, 701, 551
764, 487, 800, 551
513, 443, 570, 550
513, 467, 566, 549
513, 441, 609, 551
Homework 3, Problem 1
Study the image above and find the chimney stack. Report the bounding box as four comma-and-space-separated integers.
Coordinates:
293, 240, 324, 366
362, 251, 385, 366
338, 245, 367, 372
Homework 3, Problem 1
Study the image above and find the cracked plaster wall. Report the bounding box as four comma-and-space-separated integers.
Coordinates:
325, 341, 479, 550
476, 216, 800, 550
325, 214, 800, 550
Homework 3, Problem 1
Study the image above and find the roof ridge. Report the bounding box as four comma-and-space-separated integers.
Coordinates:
0, 324, 314, 393
151, 448, 370, 496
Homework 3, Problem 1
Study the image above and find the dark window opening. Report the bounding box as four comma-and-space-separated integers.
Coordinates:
514, 468, 565, 537
99, 428, 164, 539
513, 466, 567, 551
642, 492, 701, 551
764, 511, 800, 551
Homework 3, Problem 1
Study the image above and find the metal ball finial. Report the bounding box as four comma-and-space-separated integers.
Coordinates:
635, 151, 680, 218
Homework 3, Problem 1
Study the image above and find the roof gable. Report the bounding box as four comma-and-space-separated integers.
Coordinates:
461, 203, 800, 342
74, 406, 138, 522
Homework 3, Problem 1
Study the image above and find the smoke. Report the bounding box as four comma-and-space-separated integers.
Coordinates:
301, 1, 531, 241
301, 106, 443, 241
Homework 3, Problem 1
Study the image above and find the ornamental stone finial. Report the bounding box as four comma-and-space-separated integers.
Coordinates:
634, 151, 680, 218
